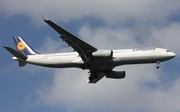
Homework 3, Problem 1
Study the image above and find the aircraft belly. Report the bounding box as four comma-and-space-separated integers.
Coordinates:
26, 55, 82, 68
90, 59, 121, 69
89, 52, 155, 69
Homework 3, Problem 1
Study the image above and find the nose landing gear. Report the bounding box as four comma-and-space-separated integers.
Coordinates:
156, 61, 160, 69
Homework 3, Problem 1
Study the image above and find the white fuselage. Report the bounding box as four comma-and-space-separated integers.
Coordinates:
15, 48, 175, 69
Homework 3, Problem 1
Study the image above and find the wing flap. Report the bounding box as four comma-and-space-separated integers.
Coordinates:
88, 72, 105, 84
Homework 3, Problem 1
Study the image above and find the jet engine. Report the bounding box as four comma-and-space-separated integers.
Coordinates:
106, 71, 126, 79
92, 50, 113, 58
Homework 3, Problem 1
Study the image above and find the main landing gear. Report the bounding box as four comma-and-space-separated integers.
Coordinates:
81, 58, 91, 70
156, 61, 160, 69
81, 62, 90, 70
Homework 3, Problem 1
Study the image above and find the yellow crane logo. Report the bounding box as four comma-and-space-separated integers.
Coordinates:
17, 41, 26, 51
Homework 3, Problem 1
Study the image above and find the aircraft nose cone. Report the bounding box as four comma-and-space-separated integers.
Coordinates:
171, 52, 176, 58
168, 52, 176, 59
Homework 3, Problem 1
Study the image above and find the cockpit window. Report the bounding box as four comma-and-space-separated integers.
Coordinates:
166, 50, 170, 52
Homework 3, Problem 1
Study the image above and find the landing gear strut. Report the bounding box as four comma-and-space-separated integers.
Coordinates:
81, 58, 91, 70
156, 61, 160, 69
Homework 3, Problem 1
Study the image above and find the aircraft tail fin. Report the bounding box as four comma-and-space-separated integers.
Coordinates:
13, 36, 38, 55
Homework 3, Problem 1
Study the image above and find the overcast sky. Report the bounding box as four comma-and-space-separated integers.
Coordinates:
1, 0, 180, 112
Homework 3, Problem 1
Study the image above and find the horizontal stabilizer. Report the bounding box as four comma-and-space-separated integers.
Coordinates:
3, 46, 27, 60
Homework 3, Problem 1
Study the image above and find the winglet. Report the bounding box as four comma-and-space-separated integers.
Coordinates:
42, 15, 49, 21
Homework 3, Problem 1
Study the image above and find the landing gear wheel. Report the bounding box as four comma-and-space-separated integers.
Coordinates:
156, 61, 160, 69
156, 65, 159, 69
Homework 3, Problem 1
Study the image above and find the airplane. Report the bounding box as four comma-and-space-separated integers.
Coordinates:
3, 16, 176, 83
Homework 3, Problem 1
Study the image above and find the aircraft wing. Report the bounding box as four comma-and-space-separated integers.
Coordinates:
42, 16, 97, 62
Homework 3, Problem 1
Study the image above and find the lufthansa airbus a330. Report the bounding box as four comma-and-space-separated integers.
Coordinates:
3, 16, 176, 83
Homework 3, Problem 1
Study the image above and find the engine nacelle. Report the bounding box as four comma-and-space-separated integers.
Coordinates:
92, 50, 113, 58
106, 71, 126, 79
